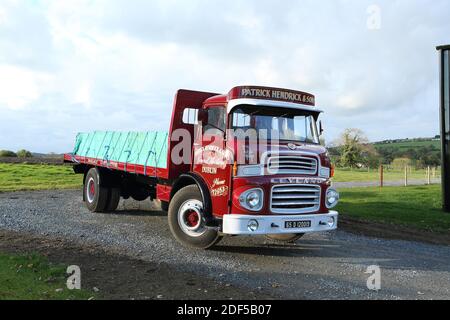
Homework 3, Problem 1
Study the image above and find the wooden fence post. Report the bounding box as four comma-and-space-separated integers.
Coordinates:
427, 166, 431, 185
404, 165, 408, 186
380, 165, 384, 188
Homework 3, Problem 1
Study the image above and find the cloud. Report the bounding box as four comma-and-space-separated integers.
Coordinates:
0, 65, 54, 109
0, 0, 448, 152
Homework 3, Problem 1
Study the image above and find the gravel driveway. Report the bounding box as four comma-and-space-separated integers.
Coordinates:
1, 189, 449, 300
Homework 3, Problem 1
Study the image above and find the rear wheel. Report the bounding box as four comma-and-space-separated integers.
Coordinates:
84, 168, 109, 213
105, 187, 121, 212
168, 185, 221, 249
265, 233, 304, 243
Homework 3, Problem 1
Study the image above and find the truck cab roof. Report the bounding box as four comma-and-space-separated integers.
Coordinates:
203, 86, 322, 113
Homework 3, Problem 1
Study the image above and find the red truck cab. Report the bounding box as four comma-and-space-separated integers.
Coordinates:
65, 85, 339, 249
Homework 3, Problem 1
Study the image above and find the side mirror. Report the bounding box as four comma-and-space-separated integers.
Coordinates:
319, 120, 324, 135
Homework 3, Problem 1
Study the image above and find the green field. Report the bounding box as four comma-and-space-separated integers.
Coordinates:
336, 185, 450, 233
374, 139, 441, 151
0, 163, 82, 192
333, 167, 440, 183
0, 253, 94, 300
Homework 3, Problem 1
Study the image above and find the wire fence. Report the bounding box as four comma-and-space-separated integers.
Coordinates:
334, 166, 441, 186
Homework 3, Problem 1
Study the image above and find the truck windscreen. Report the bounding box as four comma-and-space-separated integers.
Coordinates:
231, 105, 320, 144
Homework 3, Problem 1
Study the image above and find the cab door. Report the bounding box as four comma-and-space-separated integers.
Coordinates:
193, 106, 233, 217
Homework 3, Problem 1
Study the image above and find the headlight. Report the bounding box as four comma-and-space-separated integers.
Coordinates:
247, 219, 259, 232
326, 188, 339, 209
239, 188, 264, 211
325, 217, 335, 228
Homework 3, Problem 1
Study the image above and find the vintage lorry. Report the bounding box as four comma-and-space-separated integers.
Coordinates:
64, 86, 339, 249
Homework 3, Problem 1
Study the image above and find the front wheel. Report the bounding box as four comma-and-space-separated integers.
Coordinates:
168, 185, 221, 249
265, 233, 304, 243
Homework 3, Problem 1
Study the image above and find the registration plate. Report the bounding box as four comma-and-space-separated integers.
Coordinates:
285, 220, 311, 229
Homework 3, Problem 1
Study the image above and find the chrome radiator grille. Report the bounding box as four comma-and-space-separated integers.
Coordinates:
267, 154, 317, 175
271, 184, 321, 214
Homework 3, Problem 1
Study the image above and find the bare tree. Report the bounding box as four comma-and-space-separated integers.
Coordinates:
333, 128, 372, 168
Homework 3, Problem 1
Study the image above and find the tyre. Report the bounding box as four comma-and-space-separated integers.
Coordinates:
265, 233, 304, 243
105, 187, 121, 212
168, 185, 221, 249
84, 168, 109, 212
160, 201, 169, 212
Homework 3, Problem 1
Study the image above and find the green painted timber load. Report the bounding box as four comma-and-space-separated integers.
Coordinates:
72, 131, 169, 169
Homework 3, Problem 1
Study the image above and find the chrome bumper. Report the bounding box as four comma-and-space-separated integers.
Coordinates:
222, 211, 338, 235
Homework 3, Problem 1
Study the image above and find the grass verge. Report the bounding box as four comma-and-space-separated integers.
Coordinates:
0, 252, 94, 300
336, 185, 450, 233
0, 163, 82, 192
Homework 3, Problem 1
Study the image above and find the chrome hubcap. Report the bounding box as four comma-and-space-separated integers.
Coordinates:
178, 200, 206, 237
86, 177, 95, 203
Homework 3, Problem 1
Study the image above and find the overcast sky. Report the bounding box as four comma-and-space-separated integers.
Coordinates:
0, 0, 449, 153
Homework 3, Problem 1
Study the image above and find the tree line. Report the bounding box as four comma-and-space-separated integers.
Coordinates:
0, 150, 33, 158
328, 128, 441, 169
